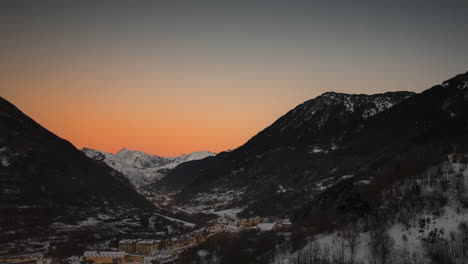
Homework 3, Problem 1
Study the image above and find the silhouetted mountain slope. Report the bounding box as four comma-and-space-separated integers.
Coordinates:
151, 72, 468, 218
0, 97, 151, 209
241, 91, 415, 152
163, 91, 414, 194
295, 71, 468, 225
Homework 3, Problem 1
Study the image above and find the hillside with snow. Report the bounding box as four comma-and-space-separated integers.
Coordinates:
82, 147, 216, 189
273, 159, 468, 264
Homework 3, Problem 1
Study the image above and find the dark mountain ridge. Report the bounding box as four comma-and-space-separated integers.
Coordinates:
0, 97, 158, 257
242, 91, 415, 151
0, 97, 151, 209
295, 71, 468, 224
153, 91, 414, 194
149, 72, 468, 218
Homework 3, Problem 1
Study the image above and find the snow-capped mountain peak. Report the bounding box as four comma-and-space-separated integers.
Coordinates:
441, 71, 468, 90
264, 91, 414, 139
82, 148, 216, 190
316, 91, 413, 116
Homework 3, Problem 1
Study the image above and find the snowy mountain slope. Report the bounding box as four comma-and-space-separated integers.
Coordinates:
82, 147, 215, 189
163, 151, 219, 169
273, 159, 468, 264
268, 91, 414, 134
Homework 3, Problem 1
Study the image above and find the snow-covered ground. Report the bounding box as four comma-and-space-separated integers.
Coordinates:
153, 213, 196, 228
174, 189, 246, 215
274, 161, 468, 264
257, 223, 276, 231
209, 208, 244, 220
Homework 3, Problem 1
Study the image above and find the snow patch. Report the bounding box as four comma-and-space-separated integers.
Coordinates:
154, 213, 196, 227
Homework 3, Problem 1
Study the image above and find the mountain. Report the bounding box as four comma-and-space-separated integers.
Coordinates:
82, 147, 216, 189
294, 71, 468, 222
0, 97, 156, 256
152, 72, 468, 219
0, 97, 151, 209
270, 72, 468, 263
167, 151, 219, 169
149, 90, 415, 197
183, 158, 468, 264
177, 72, 468, 264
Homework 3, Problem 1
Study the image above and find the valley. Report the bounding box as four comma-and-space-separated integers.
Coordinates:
1, 71, 468, 264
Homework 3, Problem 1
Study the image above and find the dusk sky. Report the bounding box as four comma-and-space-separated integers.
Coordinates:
1, 1, 468, 156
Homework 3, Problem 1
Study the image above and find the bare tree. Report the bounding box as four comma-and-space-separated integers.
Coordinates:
343, 229, 360, 264
369, 228, 394, 264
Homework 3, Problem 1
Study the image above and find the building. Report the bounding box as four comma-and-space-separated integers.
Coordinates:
135, 240, 160, 255
83, 251, 127, 264
124, 254, 144, 263
210, 223, 226, 233
236, 217, 263, 228
448, 152, 465, 163
192, 230, 208, 243
119, 239, 139, 253
118, 239, 160, 255
0, 256, 49, 264
272, 219, 292, 232
178, 235, 197, 246
253, 217, 263, 225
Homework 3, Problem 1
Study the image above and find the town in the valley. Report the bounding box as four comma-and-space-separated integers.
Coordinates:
82, 191, 291, 264
0, 190, 292, 264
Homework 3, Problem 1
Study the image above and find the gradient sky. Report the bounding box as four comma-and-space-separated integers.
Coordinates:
1, 1, 468, 156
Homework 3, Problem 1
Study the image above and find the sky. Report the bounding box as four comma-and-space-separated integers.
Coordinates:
1, 1, 468, 156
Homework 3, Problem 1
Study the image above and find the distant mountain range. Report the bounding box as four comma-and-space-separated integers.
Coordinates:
82, 147, 216, 189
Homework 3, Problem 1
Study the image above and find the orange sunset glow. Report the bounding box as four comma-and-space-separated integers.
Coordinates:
1, 60, 305, 156
1, 1, 467, 156
2, 2, 468, 263
1, 55, 462, 156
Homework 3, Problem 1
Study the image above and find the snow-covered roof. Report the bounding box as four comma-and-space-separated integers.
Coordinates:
83, 251, 126, 258
256, 223, 276, 231
136, 239, 159, 245
119, 239, 139, 244
142, 255, 177, 264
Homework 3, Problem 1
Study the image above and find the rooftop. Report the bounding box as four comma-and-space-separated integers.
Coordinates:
84, 251, 126, 258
